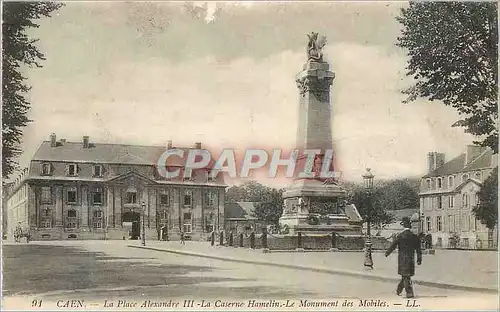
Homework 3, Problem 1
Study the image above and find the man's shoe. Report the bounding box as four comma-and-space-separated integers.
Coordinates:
406, 293, 415, 299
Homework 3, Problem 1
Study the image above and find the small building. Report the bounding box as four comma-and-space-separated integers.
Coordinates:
224, 202, 264, 236
5, 134, 226, 241
419, 145, 498, 249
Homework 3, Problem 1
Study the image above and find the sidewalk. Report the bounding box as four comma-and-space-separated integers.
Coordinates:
128, 240, 498, 293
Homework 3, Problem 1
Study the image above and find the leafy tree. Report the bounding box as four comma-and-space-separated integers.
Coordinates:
342, 178, 420, 211
347, 184, 395, 228
378, 179, 419, 211
225, 181, 270, 203
2, 2, 63, 178
252, 188, 284, 225
396, 2, 498, 152
473, 167, 498, 229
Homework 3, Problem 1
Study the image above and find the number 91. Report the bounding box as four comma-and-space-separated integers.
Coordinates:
31, 300, 42, 308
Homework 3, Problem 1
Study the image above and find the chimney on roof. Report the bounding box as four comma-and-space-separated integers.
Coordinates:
167, 140, 173, 149
427, 152, 445, 173
83, 136, 90, 148
465, 145, 486, 166
50, 133, 57, 147
195, 142, 202, 149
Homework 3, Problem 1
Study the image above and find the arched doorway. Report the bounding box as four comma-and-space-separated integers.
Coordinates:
122, 211, 140, 239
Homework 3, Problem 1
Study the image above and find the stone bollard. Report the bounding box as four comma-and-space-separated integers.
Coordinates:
219, 231, 224, 246
297, 232, 303, 249
262, 229, 268, 251
250, 232, 256, 249
239, 233, 244, 247
331, 232, 338, 251
211, 231, 215, 246
229, 232, 234, 247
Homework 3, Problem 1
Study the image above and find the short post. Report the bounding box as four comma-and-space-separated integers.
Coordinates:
229, 231, 234, 247
297, 231, 303, 249
219, 231, 224, 246
239, 233, 244, 247
262, 228, 268, 252
330, 232, 338, 251
250, 231, 255, 249
211, 231, 215, 246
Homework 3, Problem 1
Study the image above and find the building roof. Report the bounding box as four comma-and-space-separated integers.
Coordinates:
32, 141, 218, 168
424, 148, 496, 178
388, 208, 418, 221
224, 201, 258, 220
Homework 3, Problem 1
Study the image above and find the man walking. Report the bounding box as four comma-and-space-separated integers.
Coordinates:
180, 231, 186, 245
385, 216, 422, 298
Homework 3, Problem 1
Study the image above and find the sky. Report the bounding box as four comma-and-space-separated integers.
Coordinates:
17, 1, 475, 186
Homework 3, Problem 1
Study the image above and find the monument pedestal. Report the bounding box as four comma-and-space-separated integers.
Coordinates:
279, 179, 362, 235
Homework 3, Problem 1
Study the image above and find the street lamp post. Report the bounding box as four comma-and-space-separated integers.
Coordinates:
141, 202, 146, 246
363, 168, 374, 269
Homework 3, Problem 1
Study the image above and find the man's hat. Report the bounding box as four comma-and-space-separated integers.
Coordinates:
401, 216, 412, 228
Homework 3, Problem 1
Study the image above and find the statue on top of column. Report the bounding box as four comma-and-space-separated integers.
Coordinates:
307, 32, 327, 62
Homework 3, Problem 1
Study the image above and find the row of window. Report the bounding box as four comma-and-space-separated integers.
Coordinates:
425, 171, 482, 190
39, 209, 104, 229
39, 187, 218, 207
41, 163, 103, 177
424, 214, 481, 233
422, 193, 479, 210
40, 163, 218, 182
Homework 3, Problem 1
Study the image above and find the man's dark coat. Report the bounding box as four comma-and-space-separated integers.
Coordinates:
385, 229, 422, 276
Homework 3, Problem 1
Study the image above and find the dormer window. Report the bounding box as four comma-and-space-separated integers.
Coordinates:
448, 176, 454, 188
437, 178, 442, 189
41, 163, 52, 176
67, 164, 78, 176
462, 173, 469, 183
93, 165, 103, 177
207, 170, 216, 182
474, 171, 482, 180
426, 179, 431, 190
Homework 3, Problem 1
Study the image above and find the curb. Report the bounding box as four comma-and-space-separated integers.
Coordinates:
128, 245, 497, 294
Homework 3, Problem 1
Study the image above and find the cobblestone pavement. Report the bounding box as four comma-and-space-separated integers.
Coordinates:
2, 241, 498, 311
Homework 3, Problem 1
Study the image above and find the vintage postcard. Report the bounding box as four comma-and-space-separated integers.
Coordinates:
2, 1, 498, 311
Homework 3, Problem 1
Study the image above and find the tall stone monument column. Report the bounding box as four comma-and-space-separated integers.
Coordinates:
279, 32, 362, 235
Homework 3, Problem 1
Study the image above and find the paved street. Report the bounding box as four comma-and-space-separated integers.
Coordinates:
126, 240, 499, 289
2, 241, 498, 311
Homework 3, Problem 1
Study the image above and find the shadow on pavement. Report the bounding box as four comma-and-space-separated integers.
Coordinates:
3, 245, 245, 297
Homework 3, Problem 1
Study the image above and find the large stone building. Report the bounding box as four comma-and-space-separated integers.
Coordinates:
419, 145, 498, 249
5, 134, 226, 241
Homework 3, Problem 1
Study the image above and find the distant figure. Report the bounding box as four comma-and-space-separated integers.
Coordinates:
161, 225, 167, 241
180, 231, 186, 245
14, 222, 22, 243
425, 233, 433, 249
385, 217, 422, 299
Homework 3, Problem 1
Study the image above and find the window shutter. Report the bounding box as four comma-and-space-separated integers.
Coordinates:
65, 164, 69, 176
